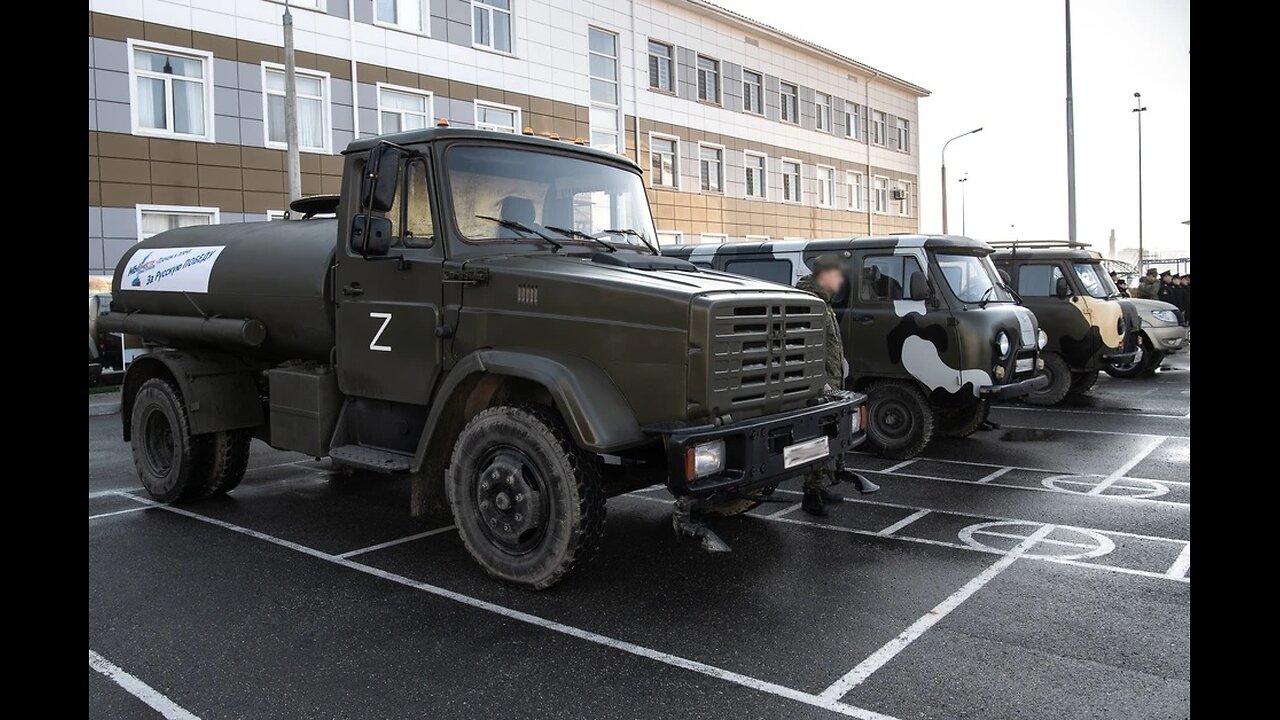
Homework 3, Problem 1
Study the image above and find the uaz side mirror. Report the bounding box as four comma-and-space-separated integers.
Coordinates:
362, 145, 403, 213
350, 214, 393, 257
1055, 277, 1071, 298
908, 271, 932, 301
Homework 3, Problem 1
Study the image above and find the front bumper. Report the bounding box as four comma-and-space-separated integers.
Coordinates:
1101, 349, 1139, 364
659, 391, 866, 497
981, 373, 1050, 399
1143, 324, 1189, 354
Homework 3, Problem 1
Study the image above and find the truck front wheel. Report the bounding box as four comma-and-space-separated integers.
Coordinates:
446, 405, 606, 590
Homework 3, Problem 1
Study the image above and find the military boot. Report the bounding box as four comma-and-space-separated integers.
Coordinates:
801, 488, 828, 516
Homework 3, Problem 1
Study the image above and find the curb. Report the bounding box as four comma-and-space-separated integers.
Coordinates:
89, 402, 121, 417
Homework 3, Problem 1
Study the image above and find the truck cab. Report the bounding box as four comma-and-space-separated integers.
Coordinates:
992, 244, 1141, 404
104, 128, 864, 589
665, 235, 1048, 459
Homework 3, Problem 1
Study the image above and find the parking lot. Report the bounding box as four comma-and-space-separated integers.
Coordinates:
89, 352, 1189, 720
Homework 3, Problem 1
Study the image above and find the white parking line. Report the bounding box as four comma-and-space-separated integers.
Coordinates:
974, 467, 1014, 484
992, 406, 1191, 420
881, 458, 917, 474
766, 502, 803, 519
337, 525, 457, 558
89, 506, 151, 521
872, 454, 1186, 487
1000, 424, 1185, 439
876, 510, 929, 537
1166, 543, 1191, 579
1090, 437, 1166, 495
817, 525, 1057, 702
89, 650, 200, 720
106, 493, 897, 720
854, 467, 1189, 508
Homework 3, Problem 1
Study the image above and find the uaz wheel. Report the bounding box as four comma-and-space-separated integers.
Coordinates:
446, 405, 605, 590
863, 381, 935, 460
1026, 352, 1071, 406
935, 399, 990, 439
1068, 370, 1099, 395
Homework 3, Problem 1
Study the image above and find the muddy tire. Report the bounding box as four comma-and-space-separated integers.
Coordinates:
130, 378, 212, 503
703, 485, 777, 517
1026, 352, 1071, 406
445, 404, 606, 590
190, 430, 252, 499
935, 400, 990, 439
862, 381, 935, 460
1068, 370, 1099, 395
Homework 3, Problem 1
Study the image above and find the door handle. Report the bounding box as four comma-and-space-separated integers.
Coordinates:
855, 315, 874, 323
342, 282, 364, 297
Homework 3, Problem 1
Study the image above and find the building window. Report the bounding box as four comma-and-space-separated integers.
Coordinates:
474, 100, 520, 133
743, 235, 771, 242
782, 160, 802, 203
780, 82, 799, 123
815, 92, 831, 132
846, 171, 864, 211
377, 84, 432, 134
472, 0, 512, 53
873, 175, 889, 213
742, 70, 763, 114
656, 230, 684, 246
897, 181, 912, 216
587, 28, 621, 152
136, 204, 218, 241
376, 0, 426, 33
263, 64, 331, 153
844, 102, 864, 141
127, 40, 213, 141
696, 55, 720, 103
872, 110, 887, 146
699, 233, 728, 245
699, 144, 724, 194
648, 40, 674, 92
744, 152, 767, 199
817, 165, 835, 208
266, 210, 288, 221
896, 117, 910, 153
650, 134, 679, 189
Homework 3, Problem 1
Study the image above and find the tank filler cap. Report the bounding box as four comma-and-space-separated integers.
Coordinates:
436, 117, 449, 127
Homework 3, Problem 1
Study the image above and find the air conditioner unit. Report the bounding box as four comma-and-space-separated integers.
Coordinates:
891, 188, 907, 200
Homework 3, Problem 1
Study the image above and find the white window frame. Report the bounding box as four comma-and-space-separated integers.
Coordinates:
743, 150, 768, 200
135, 204, 220, 243
267, 0, 323, 9
697, 142, 725, 194
699, 233, 728, 245
846, 170, 865, 212
648, 132, 681, 189
816, 164, 836, 208
656, 230, 684, 246
588, 26, 622, 153
474, 99, 522, 133
781, 158, 803, 204
872, 110, 887, 146
376, 82, 433, 135
896, 117, 910, 153
873, 175, 890, 214
897, 180, 913, 216
472, 0, 514, 54
261, 62, 333, 154
696, 54, 720, 104
744, 235, 771, 242
815, 92, 831, 132
780, 81, 799, 124
374, 0, 429, 35
844, 102, 863, 141
267, 210, 287, 221
647, 39, 675, 92
742, 69, 764, 115
126, 39, 215, 142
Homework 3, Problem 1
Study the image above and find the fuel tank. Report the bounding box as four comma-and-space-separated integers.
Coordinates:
110, 219, 336, 362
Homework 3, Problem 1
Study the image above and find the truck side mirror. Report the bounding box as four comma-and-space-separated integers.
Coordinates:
350, 214, 393, 257
1055, 277, 1071, 299
362, 145, 403, 213
908, 271, 932, 301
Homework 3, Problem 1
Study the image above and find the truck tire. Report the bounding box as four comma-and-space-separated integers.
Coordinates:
935, 400, 990, 439
190, 430, 251, 499
130, 378, 212, 503
1025, 352, 1071, 406
1068, 370, 1099, 395
446, 404, 606, 590
862, 381, 935, 460
703, 485, 777, 517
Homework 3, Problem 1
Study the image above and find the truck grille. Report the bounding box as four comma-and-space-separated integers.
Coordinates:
691, 297, 828, 419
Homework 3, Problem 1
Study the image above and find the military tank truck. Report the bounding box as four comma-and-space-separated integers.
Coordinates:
991, 243, 1140, 405
102, 128, 865, 589
665, 236, 1048, 459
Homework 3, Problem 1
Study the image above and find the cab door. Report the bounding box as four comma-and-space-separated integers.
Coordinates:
1006, 261, 1083, 355
845, 248, 953, 385
335, 155, 444, 404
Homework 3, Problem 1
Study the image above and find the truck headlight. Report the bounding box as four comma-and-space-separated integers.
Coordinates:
996, 332, 1011, 358
686, 439, 725, 479
1037, 329, 1048, 349
1151, 310, 1178, 323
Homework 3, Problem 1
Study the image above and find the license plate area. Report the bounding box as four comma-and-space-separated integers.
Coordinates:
1015, 357, 1034, 373
783, 436, 829, 469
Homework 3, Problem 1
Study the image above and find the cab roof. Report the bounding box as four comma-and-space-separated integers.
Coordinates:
989, 246, 1102, 261
796, 234, 992, 252
343, 127, 641, 172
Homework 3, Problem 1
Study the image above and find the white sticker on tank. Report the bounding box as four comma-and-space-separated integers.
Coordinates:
123, 245, 225, 293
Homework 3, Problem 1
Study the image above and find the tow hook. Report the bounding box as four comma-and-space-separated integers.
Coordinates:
672, 497, 732, 553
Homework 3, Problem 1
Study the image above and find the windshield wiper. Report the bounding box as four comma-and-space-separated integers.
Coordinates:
1000, 283, 1024, 304
543, 225, 617, 253
475, 214, 563, 252
977, 285, 995, 308
602, 228, 658, 255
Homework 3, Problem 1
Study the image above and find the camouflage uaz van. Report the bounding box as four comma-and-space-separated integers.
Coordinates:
666, 236, 1048, 459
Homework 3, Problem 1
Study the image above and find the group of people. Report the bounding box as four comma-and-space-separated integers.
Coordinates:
1111, 268, 1191, 325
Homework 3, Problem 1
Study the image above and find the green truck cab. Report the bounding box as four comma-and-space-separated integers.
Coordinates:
102, 129, 864, 589
992, 243, 1141, 404
665, 235, 1048, 459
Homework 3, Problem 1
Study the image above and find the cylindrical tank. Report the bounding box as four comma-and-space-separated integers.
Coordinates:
111, 219, 336, 362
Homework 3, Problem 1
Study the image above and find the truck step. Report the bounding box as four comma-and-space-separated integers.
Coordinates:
329, 445, 412, 473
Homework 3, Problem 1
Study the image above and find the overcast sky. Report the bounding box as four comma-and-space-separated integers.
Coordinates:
723, 0, 1190, 255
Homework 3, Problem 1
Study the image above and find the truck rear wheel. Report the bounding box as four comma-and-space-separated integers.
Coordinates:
130, 378, 211, 503
190, 430, 251, 499
863, 381, 935, 460
446, 404, 605, 590
1068, 370, 1099, 395
1025, 352, 1071, 406
935, 399, 990, 439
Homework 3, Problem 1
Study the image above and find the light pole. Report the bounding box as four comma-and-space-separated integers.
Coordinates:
1133, 92, 1148, 270
941, 127, 983, 234
1065, 0, 1077, 245
958, 176, 968, 236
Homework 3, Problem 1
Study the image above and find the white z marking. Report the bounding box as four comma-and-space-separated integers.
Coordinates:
369, 312, 393, 352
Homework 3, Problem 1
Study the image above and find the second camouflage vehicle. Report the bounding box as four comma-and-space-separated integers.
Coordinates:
666, 235, 1048, 459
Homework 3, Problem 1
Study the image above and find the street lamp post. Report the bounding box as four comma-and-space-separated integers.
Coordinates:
941, 127, 983, 234
958, 176, 968, 236
1133, 93, 1148, 270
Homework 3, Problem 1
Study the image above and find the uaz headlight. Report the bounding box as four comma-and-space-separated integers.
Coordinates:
996, 332, 1011, 358
1151, 310, 1178, 324
1037, 328, 1048, 349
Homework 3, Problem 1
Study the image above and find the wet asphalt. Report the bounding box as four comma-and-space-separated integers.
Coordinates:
89, 352, 1190, 720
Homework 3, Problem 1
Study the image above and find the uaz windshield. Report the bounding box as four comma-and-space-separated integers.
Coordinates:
935, 253, 1012, 304
1072, 262, 1117, 299
446, 145, 656, 248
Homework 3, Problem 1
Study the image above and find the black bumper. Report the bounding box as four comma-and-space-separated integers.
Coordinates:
981, 373, 1050, 399
659, 391, 866, 497
1102, 349, 1139, 364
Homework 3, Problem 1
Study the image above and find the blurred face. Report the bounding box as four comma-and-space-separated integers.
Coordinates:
816, 268, 845, 296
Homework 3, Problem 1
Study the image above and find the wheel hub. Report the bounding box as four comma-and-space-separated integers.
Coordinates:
874, 400, 913, 441
475, 449, 547, 554
142, 408, 175, 477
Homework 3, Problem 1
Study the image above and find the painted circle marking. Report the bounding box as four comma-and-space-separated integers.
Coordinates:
959, 521, 1115, 560
1041, 474, 1171, 499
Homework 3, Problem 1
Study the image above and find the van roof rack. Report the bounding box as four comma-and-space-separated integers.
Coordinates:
986, 239, 1091, 250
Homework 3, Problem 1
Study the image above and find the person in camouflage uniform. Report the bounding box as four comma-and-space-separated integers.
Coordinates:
795, 255, 849, 516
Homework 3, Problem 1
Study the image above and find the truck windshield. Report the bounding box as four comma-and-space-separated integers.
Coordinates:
445, 145, 657, 248
1072, 262, 1118, 299
935, 253, 1012, 304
